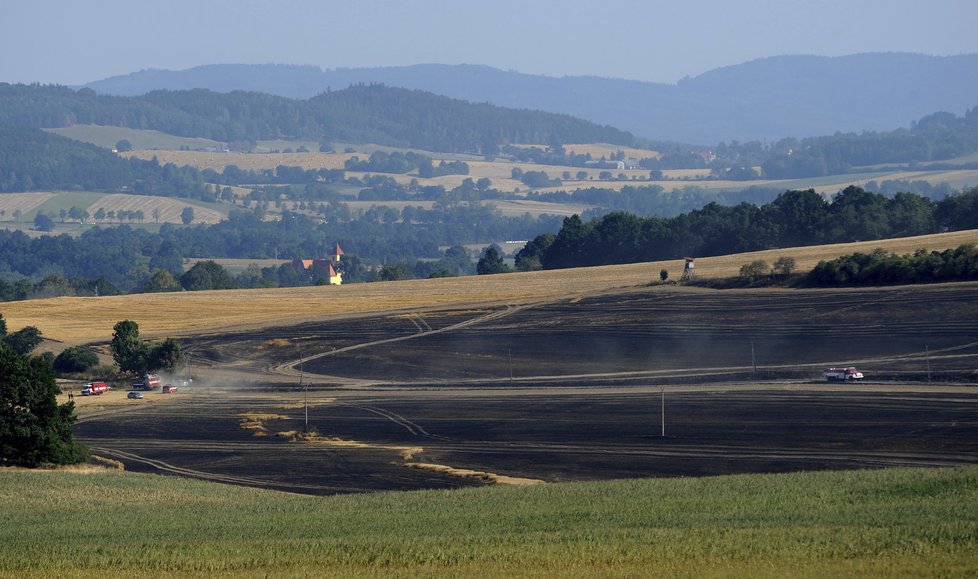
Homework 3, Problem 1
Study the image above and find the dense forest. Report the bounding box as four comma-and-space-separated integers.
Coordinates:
0, 127, 212, 198
516, 186, 978, 270
0, 83, 635, 154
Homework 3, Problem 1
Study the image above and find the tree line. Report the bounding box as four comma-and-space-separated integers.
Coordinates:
804, 245, 978, 287
516, 186, 978, 270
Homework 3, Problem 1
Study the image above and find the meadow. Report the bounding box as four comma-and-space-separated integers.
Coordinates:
1, 466, 975, 576
3, 228, 978, 345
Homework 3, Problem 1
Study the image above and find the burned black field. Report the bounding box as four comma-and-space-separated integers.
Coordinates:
76, 283, 978, 494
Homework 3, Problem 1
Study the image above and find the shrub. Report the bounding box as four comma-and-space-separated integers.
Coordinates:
53, 347, 99, 374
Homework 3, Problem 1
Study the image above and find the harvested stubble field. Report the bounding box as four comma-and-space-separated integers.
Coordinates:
0, 191, 225, 225
4, 229, 978, 345
85, 193, 225, 224
0, 191, 58, 221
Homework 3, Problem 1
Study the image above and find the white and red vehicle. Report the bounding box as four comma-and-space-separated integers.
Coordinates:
823, 367, 864, 382
81, 381, 109, 396
132, 374, 162, 390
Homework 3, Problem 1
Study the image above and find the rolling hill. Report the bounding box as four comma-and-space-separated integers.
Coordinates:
84, 53, 978, 144
0, 83, 635, 154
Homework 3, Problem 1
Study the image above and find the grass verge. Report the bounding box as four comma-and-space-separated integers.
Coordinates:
1, 466, 976, 576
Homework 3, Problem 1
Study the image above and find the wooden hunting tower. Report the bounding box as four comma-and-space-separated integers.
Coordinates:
680, 257, 695, 282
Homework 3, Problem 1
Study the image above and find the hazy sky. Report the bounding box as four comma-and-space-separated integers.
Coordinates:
3, 0, 977, 85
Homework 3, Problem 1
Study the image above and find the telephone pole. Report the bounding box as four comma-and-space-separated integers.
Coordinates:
297, 344, 307, 432
661, 387, 666, 437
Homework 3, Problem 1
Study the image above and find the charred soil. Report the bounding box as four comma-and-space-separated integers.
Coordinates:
75, 282, 978, 494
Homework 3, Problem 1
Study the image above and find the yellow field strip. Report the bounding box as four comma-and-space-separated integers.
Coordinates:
3, 229, 978, 344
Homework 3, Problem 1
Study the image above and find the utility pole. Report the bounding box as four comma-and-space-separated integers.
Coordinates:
661, 387, 665, 437
926, 345, 931, 384
297, 344, 307, 432
508, 349, 513, 383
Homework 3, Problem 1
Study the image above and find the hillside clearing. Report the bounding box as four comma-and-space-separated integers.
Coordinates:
3, 228, 978, 344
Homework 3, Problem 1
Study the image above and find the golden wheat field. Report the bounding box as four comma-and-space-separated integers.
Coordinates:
3, 229, 978, 345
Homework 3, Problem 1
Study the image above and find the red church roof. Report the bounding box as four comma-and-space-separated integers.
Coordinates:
330, 243, 344, 257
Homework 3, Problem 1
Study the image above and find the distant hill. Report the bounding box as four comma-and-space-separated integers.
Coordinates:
0, 83, 635, 154
84, 54, 978, 144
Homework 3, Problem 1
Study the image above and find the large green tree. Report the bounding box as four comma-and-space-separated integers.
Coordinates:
111, 320, 150, 375
148, 338, 184, 372
3, 325, 43, 356
180, 260, 234, 291
0, 342, 88, 467
110, 319, 184, 375
477, 245, 510, 275
53, 346, 100, 374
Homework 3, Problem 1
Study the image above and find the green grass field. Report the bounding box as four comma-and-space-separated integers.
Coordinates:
2, 466, 976, 576
32, 191, 110, 218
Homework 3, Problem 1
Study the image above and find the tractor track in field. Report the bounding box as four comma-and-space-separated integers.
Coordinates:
88, 446, 373, 493
271, 302, 539, 380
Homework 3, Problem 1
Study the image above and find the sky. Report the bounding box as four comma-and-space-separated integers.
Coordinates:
3, 0, 977, 86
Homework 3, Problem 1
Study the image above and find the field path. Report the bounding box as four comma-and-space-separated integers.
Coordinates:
271, 303, 539, 380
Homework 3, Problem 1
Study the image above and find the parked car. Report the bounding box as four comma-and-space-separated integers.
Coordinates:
162, 384, 178, 393
127, 391, 144, 399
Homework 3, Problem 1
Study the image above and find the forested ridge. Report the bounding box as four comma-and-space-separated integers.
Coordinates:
0, 83, 634, 153
0, 127, 209, 197
516, 186, 978, 270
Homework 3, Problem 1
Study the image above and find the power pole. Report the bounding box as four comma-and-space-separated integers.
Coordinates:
297, 344, 307, 432
508, 349, 513, 383
926, 345, 931, 384
661, 387, 665, 437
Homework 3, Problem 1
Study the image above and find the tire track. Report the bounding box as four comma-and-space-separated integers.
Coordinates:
89, 446, 371, 492
272, 303, 537, 379
335, 402, 449, 440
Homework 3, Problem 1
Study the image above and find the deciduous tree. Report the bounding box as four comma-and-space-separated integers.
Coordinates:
0, 342, 88, 467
